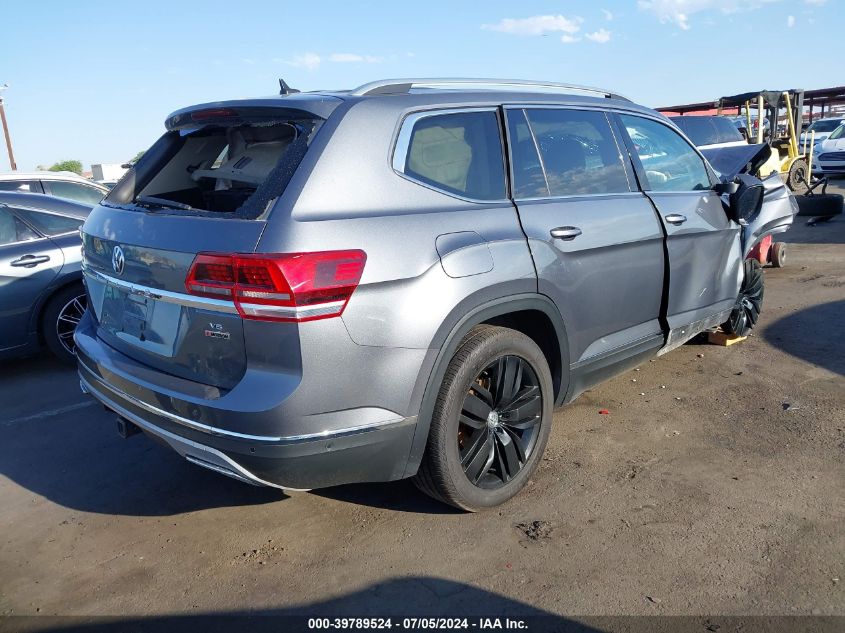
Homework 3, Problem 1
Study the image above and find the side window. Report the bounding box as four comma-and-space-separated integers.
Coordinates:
399, 110, 506, 201
0, 208, 40, 245
506, 109, 549, 198
519, 108, 630, 197
0, 180, 43, 193
45, 181, 105, 205
12, 208, 83, 236
620, 115, 711, 192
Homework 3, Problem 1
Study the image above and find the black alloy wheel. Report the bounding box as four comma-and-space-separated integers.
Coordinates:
724, 260, 764, 337
414, 325, 554, 511
458, 355, 542, 488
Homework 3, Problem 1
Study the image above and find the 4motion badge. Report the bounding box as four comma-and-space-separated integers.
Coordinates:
204, 322, 231, 340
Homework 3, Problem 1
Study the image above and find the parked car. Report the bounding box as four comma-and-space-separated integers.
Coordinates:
812, 122, 845, 175
0, 171, 108, 206
75, 78, 766, 510
800, 117, 845, 146
669, 115, 747, 150
0, 192, 91, 363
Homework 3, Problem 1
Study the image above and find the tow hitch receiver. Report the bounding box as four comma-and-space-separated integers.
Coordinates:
116, 417, 141, 439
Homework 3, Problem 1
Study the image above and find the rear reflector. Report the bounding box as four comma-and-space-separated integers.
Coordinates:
185, 250, 366, 322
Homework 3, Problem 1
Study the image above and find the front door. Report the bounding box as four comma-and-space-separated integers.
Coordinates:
504, 106, 666, 368
615, 113, 742, 339
0, 207, 63, 351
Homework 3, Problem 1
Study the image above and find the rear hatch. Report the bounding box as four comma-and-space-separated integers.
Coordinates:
81, 98, 338, 389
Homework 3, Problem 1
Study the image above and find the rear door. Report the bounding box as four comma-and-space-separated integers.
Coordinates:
615, 113, 741, 340
0, 207, 63, 351
505, 106, 666, 367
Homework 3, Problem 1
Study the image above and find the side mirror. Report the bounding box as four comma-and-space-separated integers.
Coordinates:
728, 174, 764, 224
713, 181, 739, 195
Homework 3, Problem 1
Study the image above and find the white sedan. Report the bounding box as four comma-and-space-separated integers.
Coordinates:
812, 123, 845, 175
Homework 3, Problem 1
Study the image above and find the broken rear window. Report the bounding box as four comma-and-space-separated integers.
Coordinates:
104, 115, 318, 219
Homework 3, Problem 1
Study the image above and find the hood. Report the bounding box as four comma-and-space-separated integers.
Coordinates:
700, 143, 772, 180
818, 137, 845, 152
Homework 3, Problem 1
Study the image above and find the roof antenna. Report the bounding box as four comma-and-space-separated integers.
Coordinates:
279, 78, 300, 96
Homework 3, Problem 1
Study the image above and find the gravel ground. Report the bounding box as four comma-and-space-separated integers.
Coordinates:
1, 182, 843, 630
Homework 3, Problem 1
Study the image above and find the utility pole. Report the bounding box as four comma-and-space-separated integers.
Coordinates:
0, 84, 17, 171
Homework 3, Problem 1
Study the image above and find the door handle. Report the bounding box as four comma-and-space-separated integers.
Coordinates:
550, 226, 582, 241
10, 255, 50, 268
664, 214, 687, 225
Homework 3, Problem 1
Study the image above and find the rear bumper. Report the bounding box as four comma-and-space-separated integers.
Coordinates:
75, 312, 420, 490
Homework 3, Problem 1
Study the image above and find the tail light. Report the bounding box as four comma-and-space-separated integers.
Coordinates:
185, 250, 366, 322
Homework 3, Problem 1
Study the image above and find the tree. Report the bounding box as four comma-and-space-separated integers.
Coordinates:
49, 160, 83, 175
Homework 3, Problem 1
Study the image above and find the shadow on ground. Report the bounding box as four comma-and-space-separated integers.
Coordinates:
9, 578, 841, 633
764, 300, 845, 376
0, 579, 615, 633
0, 354, 448, 517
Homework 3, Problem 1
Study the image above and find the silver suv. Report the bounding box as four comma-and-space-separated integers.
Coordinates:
76, 78, 765, 510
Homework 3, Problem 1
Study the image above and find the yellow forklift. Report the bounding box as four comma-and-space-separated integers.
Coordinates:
717, 89, 811, 191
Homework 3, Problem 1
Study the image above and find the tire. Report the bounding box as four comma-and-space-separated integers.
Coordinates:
722, 260, 764, 337
770, 242, 786, 268
795, 193, 843, 217
42, 283, 87, 364
414, 325, 554, 511
786, 158, 809, 192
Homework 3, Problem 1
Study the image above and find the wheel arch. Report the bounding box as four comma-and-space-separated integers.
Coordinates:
402, 293, 570, 478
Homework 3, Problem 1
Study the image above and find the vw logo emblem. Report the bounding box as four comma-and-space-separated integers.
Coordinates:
112, 245, 125, 276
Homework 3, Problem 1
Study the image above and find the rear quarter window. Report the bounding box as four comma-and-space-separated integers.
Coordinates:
396, 110, 506, 201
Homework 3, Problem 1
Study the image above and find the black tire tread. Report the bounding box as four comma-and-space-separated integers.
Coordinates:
413, 325, 500, 508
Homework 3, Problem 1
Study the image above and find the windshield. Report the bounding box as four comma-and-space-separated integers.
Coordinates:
828, 124, 845, 140
808, 119, 843, 133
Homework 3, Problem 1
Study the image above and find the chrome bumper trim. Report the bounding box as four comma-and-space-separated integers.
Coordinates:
83, 266, 239, 314
80, 374, 301, 490
78, 359, 408, 444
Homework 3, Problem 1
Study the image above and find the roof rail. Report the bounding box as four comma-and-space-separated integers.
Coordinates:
350, 78, 630, 101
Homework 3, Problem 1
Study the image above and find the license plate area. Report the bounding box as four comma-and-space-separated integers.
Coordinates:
98, 282, 180, 356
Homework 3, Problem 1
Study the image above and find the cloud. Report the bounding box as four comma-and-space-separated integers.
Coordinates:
328, 53, 384, 63
804, 0, 827, 4
278, 52, 386, 71
585, 28, 612, 43
282, 52, 321, 71
482, 14, 583, 36
601, 9, 614, 20
787, 14, 795, 26
638, 0, 780, 30
561, 34, 581, 43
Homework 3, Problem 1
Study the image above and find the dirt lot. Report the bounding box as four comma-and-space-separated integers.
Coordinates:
1, 183, 843, 630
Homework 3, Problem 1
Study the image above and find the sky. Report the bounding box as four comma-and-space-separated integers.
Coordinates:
0, 0, 842, 172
